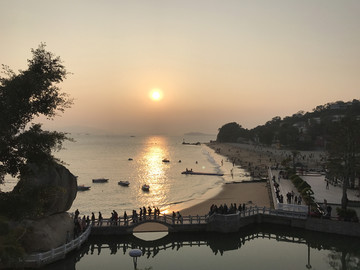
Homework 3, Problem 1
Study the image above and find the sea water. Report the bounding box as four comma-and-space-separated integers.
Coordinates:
0, 133, 250, 217
62, 133, 252, 217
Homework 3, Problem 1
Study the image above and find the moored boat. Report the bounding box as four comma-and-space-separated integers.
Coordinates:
181, 170, 224, 176
92, 178, 109, 183
142, 184, 150, 191
118, 180, 130, 186
77, 185, 91, 191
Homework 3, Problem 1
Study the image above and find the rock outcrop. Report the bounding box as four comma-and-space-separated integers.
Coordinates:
9, 162, 78, 253
21, 212, 74, 253
14, 162, 77, 216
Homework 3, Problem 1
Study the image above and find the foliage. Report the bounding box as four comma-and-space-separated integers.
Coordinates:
336, 208, 359, 222
0, 184, 63, 220
326, 116, 360, 210
0, 216, 26, 266
216, 99, 360, 150
0, 43, 73, 183
287, 169, 314, 206
216, 122, 249, 143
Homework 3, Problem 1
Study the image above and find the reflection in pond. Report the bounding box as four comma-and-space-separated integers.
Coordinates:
42, 225, 360, 270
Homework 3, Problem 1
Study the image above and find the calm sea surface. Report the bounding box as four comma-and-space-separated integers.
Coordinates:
6, 133, 247, 218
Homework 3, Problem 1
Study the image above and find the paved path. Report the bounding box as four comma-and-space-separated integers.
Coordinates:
271, 170, 303, 205
272, 169, 360, 206
301, 174, 359, 205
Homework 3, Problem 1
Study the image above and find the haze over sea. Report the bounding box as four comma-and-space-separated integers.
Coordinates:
10, 133, 248, 217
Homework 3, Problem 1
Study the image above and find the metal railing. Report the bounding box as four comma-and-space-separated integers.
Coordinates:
93, 206, 307, 229
93, 213, 209, 227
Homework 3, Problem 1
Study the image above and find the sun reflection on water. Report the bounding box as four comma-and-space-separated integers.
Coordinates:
136, 136, 171, 208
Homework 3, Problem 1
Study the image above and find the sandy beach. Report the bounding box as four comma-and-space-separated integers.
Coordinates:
134, 142, 272, 232
135, 142, 326, 232
134, 181, 271, 232
180, 181, 271, 215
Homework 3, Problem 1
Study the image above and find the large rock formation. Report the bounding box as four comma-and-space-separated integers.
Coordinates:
21, 212, 74, 253
14, 162, 77, 216
11, 162, 78, 253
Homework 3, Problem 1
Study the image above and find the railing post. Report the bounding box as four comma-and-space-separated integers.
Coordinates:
189, 215, 192, 224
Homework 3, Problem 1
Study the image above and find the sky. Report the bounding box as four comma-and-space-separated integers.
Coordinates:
1, 0, 359, 135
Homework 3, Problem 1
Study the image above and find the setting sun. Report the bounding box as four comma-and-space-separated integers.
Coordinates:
150, 89, 163, 101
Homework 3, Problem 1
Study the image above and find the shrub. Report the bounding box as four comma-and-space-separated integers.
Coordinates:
336, 208, 359, 222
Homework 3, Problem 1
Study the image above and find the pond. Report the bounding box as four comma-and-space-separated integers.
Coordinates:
42, 224, 360, 270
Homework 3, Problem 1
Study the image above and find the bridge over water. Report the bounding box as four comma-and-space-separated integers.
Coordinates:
91, 206, 308, 235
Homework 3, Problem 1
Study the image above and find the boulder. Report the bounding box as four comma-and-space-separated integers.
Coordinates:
14, 162, 77, 216
21, 212, 74, 253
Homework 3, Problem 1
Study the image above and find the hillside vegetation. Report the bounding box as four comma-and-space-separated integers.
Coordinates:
217, 99, 360, 150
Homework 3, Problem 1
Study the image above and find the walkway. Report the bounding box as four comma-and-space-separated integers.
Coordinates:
90, 207, 308, 236
301, 174, 359, 205
23, 223, 91, 268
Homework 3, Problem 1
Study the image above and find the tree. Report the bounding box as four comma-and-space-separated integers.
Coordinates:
326, 116, 360, 210
0, 43, 73, 184
217, 122, 244, 143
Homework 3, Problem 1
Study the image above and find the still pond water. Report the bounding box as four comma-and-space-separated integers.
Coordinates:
42, 224, 360, 270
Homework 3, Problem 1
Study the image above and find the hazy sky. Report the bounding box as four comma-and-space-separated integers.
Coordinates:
1, 0, 359, 135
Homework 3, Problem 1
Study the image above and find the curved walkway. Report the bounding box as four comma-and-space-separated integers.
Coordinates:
23, 224, 91, 268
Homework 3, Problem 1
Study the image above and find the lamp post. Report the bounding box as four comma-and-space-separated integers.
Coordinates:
306, 242, 312, 269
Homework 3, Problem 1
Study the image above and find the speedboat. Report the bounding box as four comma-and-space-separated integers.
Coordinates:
77, 185, 91, 191
92, 178, 109, 183
142, 184, 150, 191
118, 180, 130, 186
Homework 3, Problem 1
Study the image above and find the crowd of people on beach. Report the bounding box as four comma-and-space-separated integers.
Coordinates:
208, 203, 247, 216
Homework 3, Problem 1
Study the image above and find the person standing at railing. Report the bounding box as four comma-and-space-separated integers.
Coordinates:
172, 211, 176, 224
176, 211, 182, 224
124, 211, 128, 225
91, 212, 95, 224
86, 215, 90, 227
143, 206, 147, 220
74, 209, 80, 220
98, 212, 103, 226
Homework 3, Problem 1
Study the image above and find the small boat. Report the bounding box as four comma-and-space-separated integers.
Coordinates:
118, 180, 130, 186
77, 185, 91, 191
162, 158, 170, 163
92, 178, 109, 183
142, 184, 150, 191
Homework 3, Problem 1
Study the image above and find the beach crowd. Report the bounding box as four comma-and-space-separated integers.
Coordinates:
209, 203, 247, 216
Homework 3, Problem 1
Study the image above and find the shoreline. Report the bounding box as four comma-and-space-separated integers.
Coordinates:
135, 142, 272, 231
172, 142, 273, 216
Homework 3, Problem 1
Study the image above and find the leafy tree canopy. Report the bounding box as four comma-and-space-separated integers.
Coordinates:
0, 43, 73, 183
